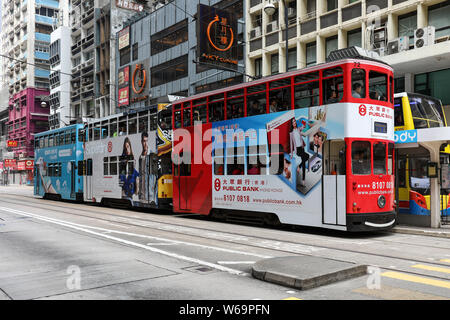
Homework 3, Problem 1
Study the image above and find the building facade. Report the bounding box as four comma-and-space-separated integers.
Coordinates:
245, 0, 450, 105
115, 0, 245, 112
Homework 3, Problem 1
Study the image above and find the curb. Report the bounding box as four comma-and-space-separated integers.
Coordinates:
390, 227, 450, 239
252, 257, 367, 291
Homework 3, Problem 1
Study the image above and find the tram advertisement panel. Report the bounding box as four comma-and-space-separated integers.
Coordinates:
211, 106, 344, 224
84, 131, 158, 206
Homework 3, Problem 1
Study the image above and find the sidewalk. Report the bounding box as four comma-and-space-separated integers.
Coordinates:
390, 224, 450, 239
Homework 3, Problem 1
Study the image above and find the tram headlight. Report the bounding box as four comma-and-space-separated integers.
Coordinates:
378, 195, 386, 209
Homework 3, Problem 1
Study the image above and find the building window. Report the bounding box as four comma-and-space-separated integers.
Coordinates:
120, 47, 131, 66
151, 55, 188, 87
271, 53, 279, 75
132, 43, 138, 61
288, 48, 297, 71
254, 58, 262, 78
151, 19, 188, 56
394, 77, 405, 93
347, 28, 362, 47
325, 35, 338, 59
306, 42, 316, 66
428, 0, 450, 38
415, 68, 450, 105
327, 0, 338, 11
398, 12, 417, 47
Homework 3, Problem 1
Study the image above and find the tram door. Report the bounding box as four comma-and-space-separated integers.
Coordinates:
322, 140, 347, 226
85, 158, 93, 200
70, 161, 76, 199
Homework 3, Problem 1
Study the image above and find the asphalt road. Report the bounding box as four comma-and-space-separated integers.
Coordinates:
0, 186, 449, 300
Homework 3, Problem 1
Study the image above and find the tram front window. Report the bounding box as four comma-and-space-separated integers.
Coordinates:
351, 141, 371, 175
409, 157, 431, 195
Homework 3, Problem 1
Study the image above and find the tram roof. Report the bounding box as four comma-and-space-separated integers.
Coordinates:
34, 123, 84, 138
174, 58, 393, 105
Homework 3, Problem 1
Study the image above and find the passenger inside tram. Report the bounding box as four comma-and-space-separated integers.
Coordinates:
352, 83, 363, 98
327, 90, 339, 103
269, 99, 278, 113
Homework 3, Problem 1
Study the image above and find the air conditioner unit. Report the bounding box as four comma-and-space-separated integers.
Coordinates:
387, 36, 409, 55
266, 21, 278, 33
250, 26, 262, 38
414, 26, 435, 49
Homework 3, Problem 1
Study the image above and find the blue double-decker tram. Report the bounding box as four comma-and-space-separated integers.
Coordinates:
34, 124, 85, 201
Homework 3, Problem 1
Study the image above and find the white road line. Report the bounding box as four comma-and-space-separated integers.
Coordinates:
0, 207, 268, 276
217, 261, 256, 265
0, 206, 272, 259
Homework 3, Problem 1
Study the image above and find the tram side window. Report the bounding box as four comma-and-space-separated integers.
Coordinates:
65, 131, 71, 145
110, 119, 118, 137
39, 137, 44, 149
247, 93, 266, 116
369, 71, 387, 101
104, 158, 109, 176
71, 130, 76, 143
89, 125, 93, 141
269, 87, 291, 113
209, 101, 225, 122
101, 122, 109, 139
394, 98, 404, 127
150, 113, 157, 130
294, 81, 319, 109
388, 143, 394, 175
110, 157, 118, 175
193, 105, 207, 124
226, 156, 245, 175
173, 110, 181, 128
323, 75, 344, 104
49, 135, 54, 147
227, 97, 245, 120
214, 148, 224, 175
119, 117, 127, 136
373, 142, 386, 175
351, 69, 366, 99
139, 112, 149, 133
128, 116, 137, 135
351, 141, 371, 175
78, 129, 85, 142
183, 108, 191, 127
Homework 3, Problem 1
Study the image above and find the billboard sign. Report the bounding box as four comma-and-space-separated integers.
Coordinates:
116, 0, 145, 12
118, 26, 130, 50
130, 61, 149, 104
118, 66, 130, 108
7, 140, 18, 148
197, 4, 238, 71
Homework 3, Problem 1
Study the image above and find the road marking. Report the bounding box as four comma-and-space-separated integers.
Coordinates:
382, 271, 450, 289
441, 259, 450, 264
353, 285, 449, 300
283, 297, 302, 300
217, 261, 256, 265
146, 242, 178, 246
0, 206, 251, 276
411, 264, 450, 274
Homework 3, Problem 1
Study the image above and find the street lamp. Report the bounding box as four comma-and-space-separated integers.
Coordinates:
264, 0, 289, 73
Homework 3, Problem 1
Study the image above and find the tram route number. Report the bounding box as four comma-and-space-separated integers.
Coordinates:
372, 181, 393, 190
223, 194, 250, 203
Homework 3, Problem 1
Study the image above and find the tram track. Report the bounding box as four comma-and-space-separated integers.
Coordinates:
1, 194, 450, 283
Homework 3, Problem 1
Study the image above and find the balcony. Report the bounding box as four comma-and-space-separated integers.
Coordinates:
35, 15, 56, 25
35, 51, 49, 60
35, 0, 59, 9
35, 68, 50, 78
35, 32, 51, 42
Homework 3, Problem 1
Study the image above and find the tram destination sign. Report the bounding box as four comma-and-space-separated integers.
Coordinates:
196, 4, 238, 72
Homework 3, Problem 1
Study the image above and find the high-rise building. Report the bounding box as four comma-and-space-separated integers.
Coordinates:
245, 0, 450, 106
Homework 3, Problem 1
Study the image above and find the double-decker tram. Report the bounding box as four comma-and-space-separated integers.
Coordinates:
80, 104, 173, 208
34, 124, 85, 201
172, 56, 396, 231
394, 92, 450, 218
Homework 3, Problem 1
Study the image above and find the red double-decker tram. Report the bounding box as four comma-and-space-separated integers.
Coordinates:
172, 55, 396, 231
